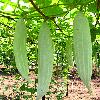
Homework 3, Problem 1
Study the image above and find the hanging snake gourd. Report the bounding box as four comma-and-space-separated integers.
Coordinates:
73, 12, 92, 92
36, 22, 54, 100
14, 18, 30, 82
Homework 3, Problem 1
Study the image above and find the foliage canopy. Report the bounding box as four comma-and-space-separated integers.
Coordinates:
0, 0, 100, 99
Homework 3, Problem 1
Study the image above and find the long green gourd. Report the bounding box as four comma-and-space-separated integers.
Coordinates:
66, 38, 73, 66
14, 18, 30, 81
73, 12, 92, 92
36, 22, 54, 100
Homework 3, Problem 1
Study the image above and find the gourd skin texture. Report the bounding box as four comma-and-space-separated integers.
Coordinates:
73, 12, 92, 91
37, 22, 54, 100
14, 18, 29, 81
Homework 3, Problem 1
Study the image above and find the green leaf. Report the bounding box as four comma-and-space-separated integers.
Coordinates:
14, 18, 30, 82
66, 38, 73, 66
43, 6, 63, 16
90, 27, 96, 42
88, 2, 97, 13
60, 0, 74, 4
61, 0, 93, 6
23, 0, 29, 3
35, 0, 52, 6
73, 12, 92, 92
36, 22, 54, 100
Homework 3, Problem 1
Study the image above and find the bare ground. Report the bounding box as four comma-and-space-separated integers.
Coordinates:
0, 68, 100, 100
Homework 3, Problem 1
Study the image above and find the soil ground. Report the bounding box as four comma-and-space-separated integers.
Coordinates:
0, 66, 100, 100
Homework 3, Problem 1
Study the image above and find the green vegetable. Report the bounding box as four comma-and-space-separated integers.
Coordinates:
37, 22, 54, 100
14, 18, 30, 82
66, 38, 73, 66
73, 12, 92, 92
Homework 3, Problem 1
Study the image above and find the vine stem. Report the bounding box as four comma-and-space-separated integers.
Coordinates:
29, 0, 63, 32
29, 0, 48, 19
